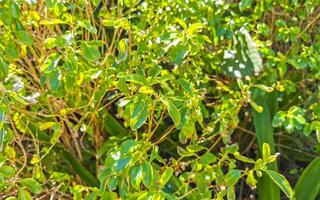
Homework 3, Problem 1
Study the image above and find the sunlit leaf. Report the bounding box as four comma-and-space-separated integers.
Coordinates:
19, 178, 42, 194
161, 98, 181, 126
265, 170, 293, 198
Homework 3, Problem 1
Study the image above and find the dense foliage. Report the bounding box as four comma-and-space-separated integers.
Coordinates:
1, 0, 320, 199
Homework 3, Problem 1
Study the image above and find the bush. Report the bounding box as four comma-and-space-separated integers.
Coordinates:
0, 0, 320, 199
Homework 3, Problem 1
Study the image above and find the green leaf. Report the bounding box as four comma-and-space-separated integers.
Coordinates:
138, 86, 154, 94
19, 178, 42, 194
284, 118, 295, 133
124, 74, 149, 86
6, 39, 19, 60
170, 45, 188, 65
123, 0, 138, 7
186, 23, 203, 35
81, 43, 101, 62
246, 170, 257, 188
101, 191, 118, 200
159, 167, 173, 187
294, 115, 306, 124
49, 70, 61, 91
161, 98, 181, 126
44, 38, 56, 49
239, 0, 252, 11
178, 79, 193, 95
252, 93, 280, 200
179, 121, 196, 144
162, 192, 177, 200
265, 170, 293, 198
0, 166, 16, 178
120, 139, 138, 154
10, 2, 20, 19
8, 91, 29, 105
113, 18, 130, 30
142, 161, 153, 187
116, 38, 128, 62
254, 84, 274, 93
45, 0, 57, 8
272, 111, 286, 127
186, 144, 206, 152
55, 36, 67, 48
225, 169, 242, 186
177, 146, 194, 157
131, 101, 145, 119
78, 20, 97, 34
150, 146, 159, 162
50, 129, 61, 144
200, 153, 217, 165
102, 18, 115, 27
225, 144, 239, 155
39, 122, 58, 131
131, 103, 148, 130
227, 187, 235, 200
0, 56, 9, 78
294, 156, 320, 200
130, 164, 142, 189
222, 29, 263, 78
18, 188, 32, 200
175, 18, 187, 30
15, 31, 34, 46
84, 191, 98, 200
234, 152, 255, 163
107, 175, 118, 191
241, 29, 263, 74
41, 19, 67, 25
40, 53, 61, 73
114, 157, 131, 172
0, 174, 4, 191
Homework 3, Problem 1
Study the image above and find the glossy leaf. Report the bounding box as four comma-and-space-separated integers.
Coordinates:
200, 152, 217, 165
161, 98, 181, 126
265, 170, 293, 198
225, 170, 242, 186
159, 167, 173, 187
130, 164, 143, 189
142, 161, 153, 187
115, 157, 131, 172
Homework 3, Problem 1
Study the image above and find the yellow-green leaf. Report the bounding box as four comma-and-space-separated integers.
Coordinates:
161, 98, 181, 126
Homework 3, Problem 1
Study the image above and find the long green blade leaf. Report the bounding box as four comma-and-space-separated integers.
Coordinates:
294, 156, 320, 200
252, 94, 280, 200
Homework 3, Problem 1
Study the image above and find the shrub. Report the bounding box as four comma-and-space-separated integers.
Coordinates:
0, 0, 320, 199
